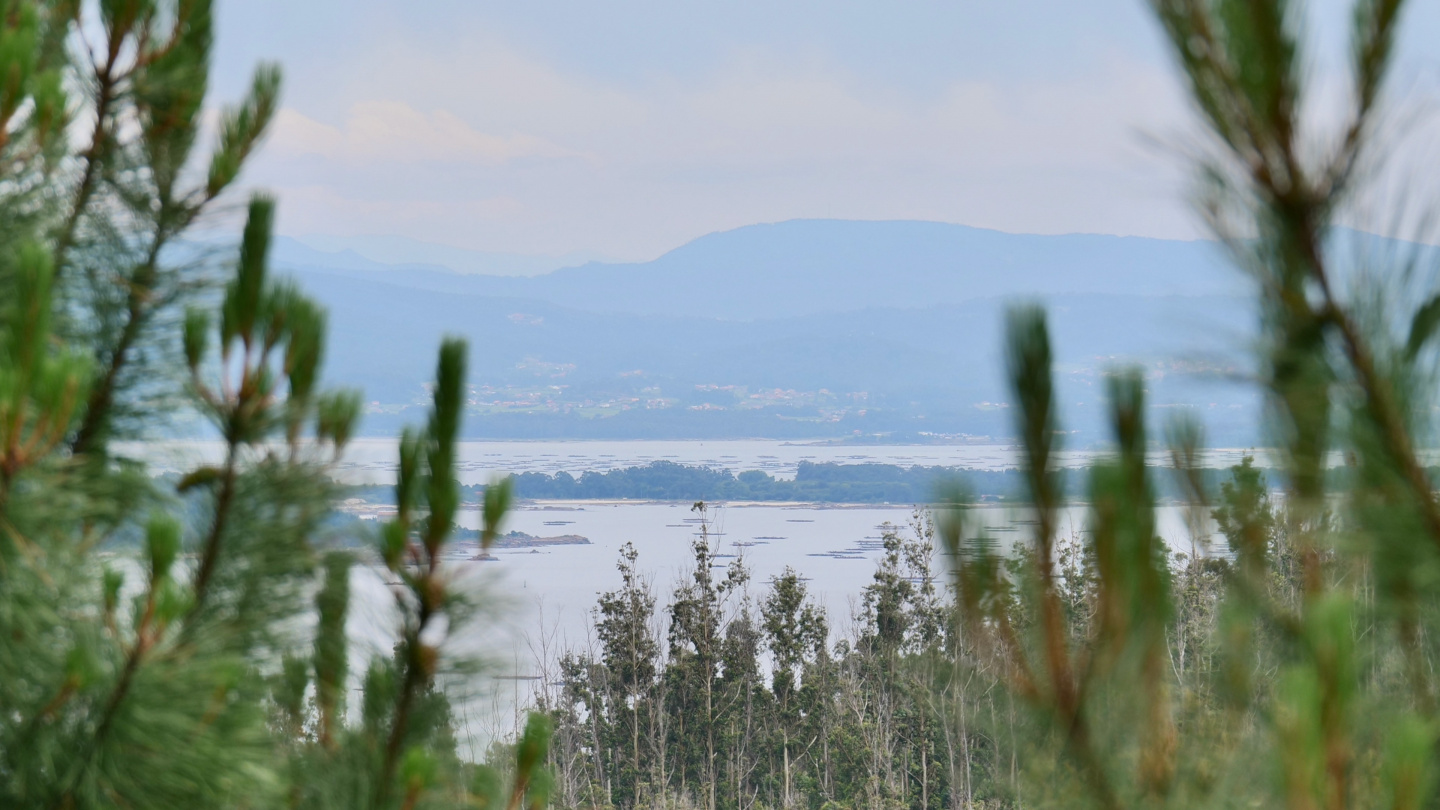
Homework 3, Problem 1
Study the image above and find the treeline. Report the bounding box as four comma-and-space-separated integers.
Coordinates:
411, 460, 1414, 505
503, 460, 1097, 502
536, 509, 975, 810
507, 460, 1010, 502
529, 478, 1256, 810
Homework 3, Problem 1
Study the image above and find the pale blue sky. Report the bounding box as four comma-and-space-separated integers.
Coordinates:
210, 1, 1440, 260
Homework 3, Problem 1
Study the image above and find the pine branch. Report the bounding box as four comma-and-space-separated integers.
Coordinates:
67, 245, 160, 457
51, 38, 123, 290
185, 441, 239, 620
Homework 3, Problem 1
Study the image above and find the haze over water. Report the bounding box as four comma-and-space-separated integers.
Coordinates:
127, 437, 1218, 722
122, 437, 1271, 484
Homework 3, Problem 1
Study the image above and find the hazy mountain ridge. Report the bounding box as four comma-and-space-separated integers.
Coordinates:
287, 260, 1255, 442
276, 219, 1246, 321
269, 219, 1274, 441
531, 220, 1242, 319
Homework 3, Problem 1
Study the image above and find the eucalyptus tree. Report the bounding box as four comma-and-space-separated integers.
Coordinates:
666, 504, 749, 810
762, 568, 827, 808
594, 541, 661, 807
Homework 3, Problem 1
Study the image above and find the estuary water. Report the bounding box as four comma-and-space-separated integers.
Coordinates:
118, 438, 1220, 656
345, 497, 1207, 747
117, 437, 1268, 483
119, 438, 1218, 743
431, 498, 1204, 657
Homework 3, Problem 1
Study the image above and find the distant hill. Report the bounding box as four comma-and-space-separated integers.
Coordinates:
275, 220, 1244, 320
247, 219, 1347, 442
520, 220, 1241, 319
286, 270, 1253, 443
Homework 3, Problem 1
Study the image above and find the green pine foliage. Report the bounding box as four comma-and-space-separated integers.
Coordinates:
4, 0, 1440, 809
0, 3, 548, 808
529, 4, 1440, 809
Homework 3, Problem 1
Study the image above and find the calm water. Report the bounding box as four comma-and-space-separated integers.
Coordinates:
119, 437, 1270, 483
345, 497, 1209, 748
117, 439, 1220, 664
469, 499, 1201, 643
118, 439, 1219, 745
349, 499, 1207, 668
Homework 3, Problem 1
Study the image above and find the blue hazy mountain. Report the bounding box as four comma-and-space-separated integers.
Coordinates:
276, 220, 1261, 442
275, 220, 1244, 321
519, 220, 1241, 319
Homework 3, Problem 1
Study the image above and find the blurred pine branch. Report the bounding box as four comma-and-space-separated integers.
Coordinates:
0, 3, 547, 808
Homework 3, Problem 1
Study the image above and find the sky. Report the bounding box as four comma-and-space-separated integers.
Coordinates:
210, 1, 1440, 261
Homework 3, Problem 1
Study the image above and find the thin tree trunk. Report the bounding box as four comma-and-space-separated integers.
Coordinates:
707, 673, 716, 810
960, 679, 973, 808
921, 737, 933, 807
783, 728, 790, 808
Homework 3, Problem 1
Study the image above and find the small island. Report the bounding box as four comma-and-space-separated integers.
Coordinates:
446, 529, 591, 560
491, 531, 590, 549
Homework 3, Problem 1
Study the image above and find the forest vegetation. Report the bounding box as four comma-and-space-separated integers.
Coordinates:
349, 461, 1440, 506
534, 495, 1232, 810
521, 1, 1440, 809
0, 1, 545, 807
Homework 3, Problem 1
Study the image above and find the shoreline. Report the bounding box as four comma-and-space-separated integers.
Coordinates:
343, 497, 1216, 514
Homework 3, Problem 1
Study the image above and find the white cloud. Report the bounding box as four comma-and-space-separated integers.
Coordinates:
269, 101, 583, 165
213, 1, 1440, 258
241, 38, 1212, 257
263, 183, 527, 235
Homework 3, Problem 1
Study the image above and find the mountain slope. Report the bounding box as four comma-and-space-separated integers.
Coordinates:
527, 220, 1239, 319
276, 220, 1243, 320
290, 262, 1255, 442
